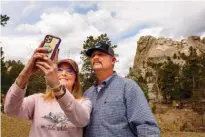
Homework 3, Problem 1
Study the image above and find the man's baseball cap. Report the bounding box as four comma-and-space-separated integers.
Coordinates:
57, 59, 79, 74
86, 42, 114, 57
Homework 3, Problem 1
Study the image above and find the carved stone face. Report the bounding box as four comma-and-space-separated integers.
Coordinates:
173, 41, 184, 49
202, 37, 205, 44
181, 39, 188, 47
166, 38, 173, 46
137, 36, 148, 52
173, 41, 181, 49
156, 36, 166, 45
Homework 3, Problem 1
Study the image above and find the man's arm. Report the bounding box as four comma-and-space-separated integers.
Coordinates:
125, 79, 160, 137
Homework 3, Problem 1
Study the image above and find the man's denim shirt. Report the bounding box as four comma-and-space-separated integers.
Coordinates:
84, 72, 160, 137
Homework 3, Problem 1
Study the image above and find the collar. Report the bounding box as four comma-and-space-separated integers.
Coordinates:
94, 71, 117, 87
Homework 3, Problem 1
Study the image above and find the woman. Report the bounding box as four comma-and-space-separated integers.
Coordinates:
4, 47, 92, 137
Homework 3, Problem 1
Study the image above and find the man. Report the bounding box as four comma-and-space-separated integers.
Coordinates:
83, 42, 160, 137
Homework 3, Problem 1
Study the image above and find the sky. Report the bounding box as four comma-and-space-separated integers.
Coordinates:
1, 1, 205, 76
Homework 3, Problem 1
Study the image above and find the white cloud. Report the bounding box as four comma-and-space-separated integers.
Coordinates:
70, 1, 97, 9
12, 10, 103, 58
15, 24, 40, 34
86, 9, 118, 36
115, 27, 163, 76
37, 12, 76, 36
115, 36, 137, 76
1, 35, 42, 63
21, 1, 40, 17
2, 1, 205, 77
97, 1, 205, 37
43, 7, 71, 14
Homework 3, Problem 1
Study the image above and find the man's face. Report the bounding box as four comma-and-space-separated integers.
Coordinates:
90, 51, 116, 72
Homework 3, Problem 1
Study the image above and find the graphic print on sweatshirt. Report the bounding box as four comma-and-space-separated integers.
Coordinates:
41, 112, 74, 131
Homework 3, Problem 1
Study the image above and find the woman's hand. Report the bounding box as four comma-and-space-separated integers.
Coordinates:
26, 47, 48, 75
16, 43, 47, 89
35, 56, 60, 88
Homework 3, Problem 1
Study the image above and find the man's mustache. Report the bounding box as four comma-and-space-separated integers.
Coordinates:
93, 61, 102, 65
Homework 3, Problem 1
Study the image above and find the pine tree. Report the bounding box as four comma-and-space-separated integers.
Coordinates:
160, 57, 181, 101
26, 72, 46, 96
1, 14, 10, 26
8, 60, 25, 84
1, 47, 10, 94
147, 59, 163, 102
180, 47, 201, 99
126, 67, 149, 100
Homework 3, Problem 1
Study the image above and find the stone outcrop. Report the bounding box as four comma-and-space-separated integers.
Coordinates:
133, 35, 205, 76
132, 35, 205, 100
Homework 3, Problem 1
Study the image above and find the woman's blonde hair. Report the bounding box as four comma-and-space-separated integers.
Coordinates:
42, 59, 83, 101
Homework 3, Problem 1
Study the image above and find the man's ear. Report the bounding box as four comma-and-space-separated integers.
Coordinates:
111, 56, 116, 65
54, 49, 59, 63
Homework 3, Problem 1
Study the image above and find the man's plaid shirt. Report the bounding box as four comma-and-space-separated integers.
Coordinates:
84, 72, 160, 137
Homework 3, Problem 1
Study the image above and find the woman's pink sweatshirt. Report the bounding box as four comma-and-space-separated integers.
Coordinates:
4, 83, 92, 137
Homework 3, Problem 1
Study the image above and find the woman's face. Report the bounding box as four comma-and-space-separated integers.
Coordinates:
57, 62, 76, 91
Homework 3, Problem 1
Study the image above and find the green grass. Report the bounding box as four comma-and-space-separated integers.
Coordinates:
1, 113, 31, 137
1, 112, 205, 137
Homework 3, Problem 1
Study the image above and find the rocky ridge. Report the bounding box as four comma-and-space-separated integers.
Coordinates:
132, 35, 205, 100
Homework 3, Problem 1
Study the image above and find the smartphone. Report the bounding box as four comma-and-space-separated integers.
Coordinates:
41, 35, 61, 60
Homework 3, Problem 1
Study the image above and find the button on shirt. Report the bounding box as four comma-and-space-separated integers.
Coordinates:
96, 75, 113, 93
84, 72, 160, 137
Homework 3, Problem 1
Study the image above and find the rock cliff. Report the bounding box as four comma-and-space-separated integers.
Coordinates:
133, 35, 205, 76
132, 35, 205, 100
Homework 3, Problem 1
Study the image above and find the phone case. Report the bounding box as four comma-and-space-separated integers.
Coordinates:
41, 35, 61, 60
